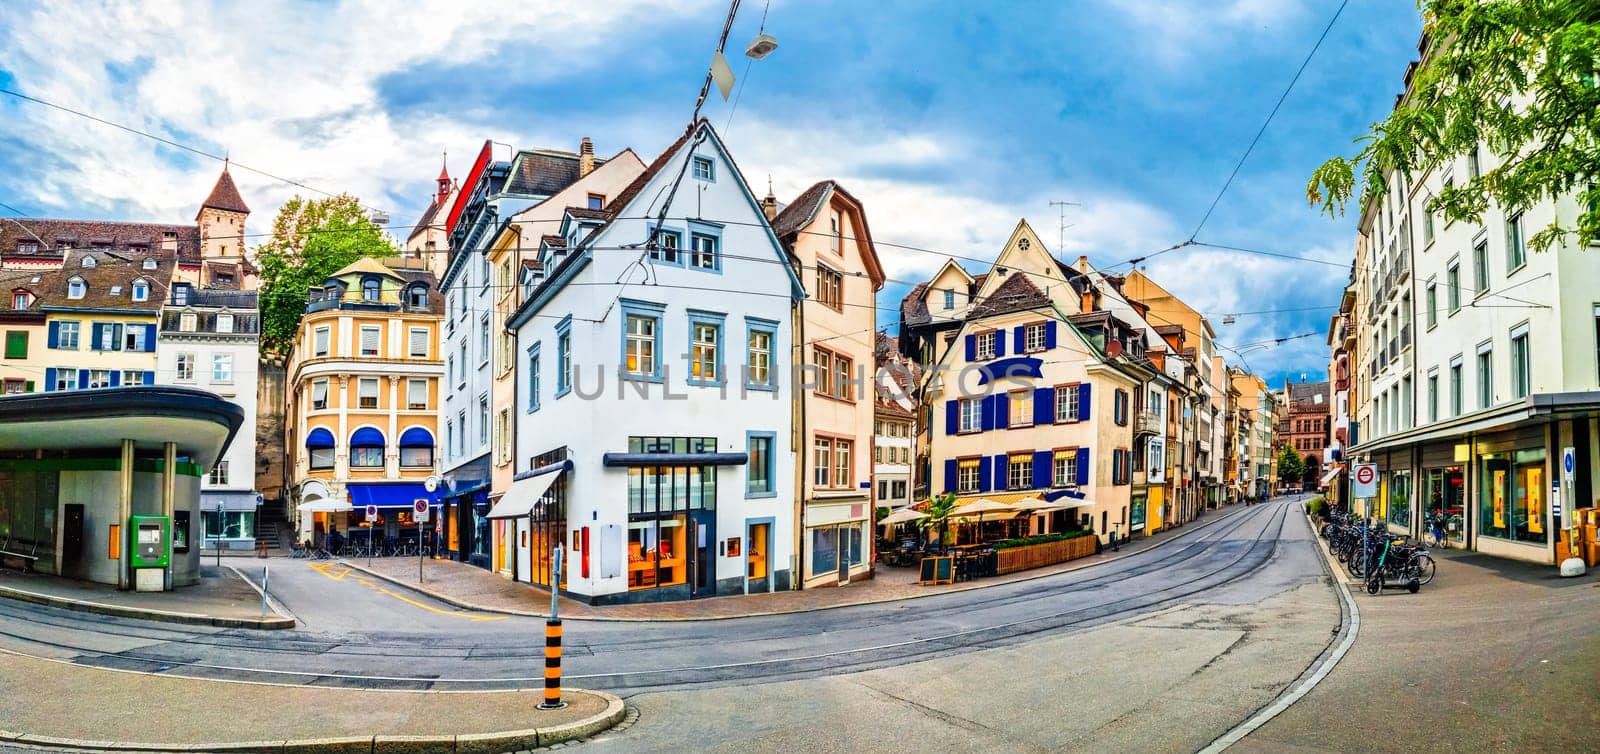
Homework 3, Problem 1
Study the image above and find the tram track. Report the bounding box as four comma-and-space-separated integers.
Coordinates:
0, 501, 1299, 693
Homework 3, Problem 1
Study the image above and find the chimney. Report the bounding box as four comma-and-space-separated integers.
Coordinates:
761, 191, 778, 221
578, 137, 595, 178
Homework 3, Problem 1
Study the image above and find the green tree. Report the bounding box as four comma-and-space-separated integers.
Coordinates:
1307, 1, 1600, 250
922, 492, 958, 547
1277, 446, 1306, 488
256, 195, 394, 355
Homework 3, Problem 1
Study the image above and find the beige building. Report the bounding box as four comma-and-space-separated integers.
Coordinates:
770, 181, 886, 587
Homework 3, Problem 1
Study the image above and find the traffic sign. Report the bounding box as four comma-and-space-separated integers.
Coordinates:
1563, 447, 1575, 475
365, 504, 378, 522
413, 499, 430, 523
1352, 463, 1378, 498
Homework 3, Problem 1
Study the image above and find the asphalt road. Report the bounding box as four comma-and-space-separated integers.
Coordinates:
0, 498, 1314, 697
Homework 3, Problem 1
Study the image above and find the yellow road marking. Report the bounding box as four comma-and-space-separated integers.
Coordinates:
304, 561, 504, 622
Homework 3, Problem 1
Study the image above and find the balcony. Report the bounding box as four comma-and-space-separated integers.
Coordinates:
1135, 410, 1161, 437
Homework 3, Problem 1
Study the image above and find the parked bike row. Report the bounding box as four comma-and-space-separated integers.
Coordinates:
1319, 510, 1437, 594
289, 531, 438, 560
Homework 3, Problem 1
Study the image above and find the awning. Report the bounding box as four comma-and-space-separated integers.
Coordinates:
1319, 465, 1344, 485
399, 427, 434, 447
351, 427, 385, 447
347, 482, 442, 509
305, 427, 335, 449
485, 469, 561, 520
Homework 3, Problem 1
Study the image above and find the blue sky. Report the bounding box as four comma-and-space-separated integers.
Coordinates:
0, 0, 1422, 385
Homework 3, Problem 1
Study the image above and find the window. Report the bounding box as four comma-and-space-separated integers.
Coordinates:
53, 368, 77, 391
812, 347, 852, 400
689, 315, 722, 385
587, 193, 605, 210
2, 379, 26, 394
1008, 390, 1033, 428
624, 314, 657, 378
3, 331, 25, 359
943, 289, 955, 310
361, 278, 380, 302
746, 322, 775, 388
1472, 240, 1489, 294
207, 460, 230, 486
211, 353, 233, 383
1113, 389, 1129, 426
495, 408, 511, 464
131, 280, 149, 302
810, 437, 852, 489
1450, 357, 1464, 416
11, 291, 28, 309
310, 378, 329, 410
959, 397, 980, 433
478, 395, 489, 445
215, 312, 232, 333
479, 315, 490, 365
1447, 261, 1461, 313
747, 433, 774, 496
81, 256, 96, 268
498, 328, 514, 374
1510, 326, 1530, 399
458, 341, 467, 385
815, 265, 843, 311
172, 352, 193, 382
407, 285, 428, 309
446, 355, 454, 386
97, 323, 118, 351
957, 458, 981, 493
350, 429, 384, 468
829, 211, 841, 253
400, 430, 434, 468
409, 327, 428, 358
973, 331, 996, 361
67, 277, 85, 299
359, 325, 380, 356
16, 242, 36, 254
122, 370, 145, 386
1007, 455, 1032, 491
1053, 449, 1079, 486
1426, 282, 1437, 329
444, 422, 454, 462
87, 369, 112, 389
1024, 322, 1047, 352
358, 377, 379, 409
1477, 447, 1548, 544
1056, 384, 1081, 422
687, 232, 718, 271
527, 345, 541, 412
691, 156, 714, 181
313, 326, 330, 357
651, 229, 681, 265
406, 378, 427, 410
1476, 342, 1494, 408
557, 326, 573, 393
1423, 205, 1435, 246
1506, 211, 1526, 271
1427, 371, 1438, 423
812, 439, 830, 488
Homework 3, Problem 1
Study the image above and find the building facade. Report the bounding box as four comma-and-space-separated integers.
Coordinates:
1277, 380, 1331, 491
504, 121, 800, 604
286, 258, 443, 543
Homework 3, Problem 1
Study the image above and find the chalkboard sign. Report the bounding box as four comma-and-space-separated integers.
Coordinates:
919, 555, 954, 585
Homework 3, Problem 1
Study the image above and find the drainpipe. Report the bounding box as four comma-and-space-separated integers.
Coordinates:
794, 295, 807, 591
118, 438, 134, 590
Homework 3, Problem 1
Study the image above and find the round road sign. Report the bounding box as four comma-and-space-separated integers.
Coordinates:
1355, 465, 1375, 485
414, 499, 429, 515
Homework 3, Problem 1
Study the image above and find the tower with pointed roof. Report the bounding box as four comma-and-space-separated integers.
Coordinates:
196, 163, 254, 289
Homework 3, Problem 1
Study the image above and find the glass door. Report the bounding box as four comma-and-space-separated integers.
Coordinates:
746, 521, 771, 592
690, 510, 716, 598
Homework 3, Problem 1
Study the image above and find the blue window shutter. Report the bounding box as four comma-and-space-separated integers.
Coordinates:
1013, 326, 1025, 353
1044, 321, 1057, 350
943, 459, 957, 493
47, 322, 59, 349
964, 334, 976, 362
144, 324, 157, 351
992, 454, 1008, 490
995, 393, 1009, 429
108, 371, 120, 387
77, 369, 89, 388
1078, 383, 1092, 422
1034, 386, 1054, 425
945, 400, 959, 435
44, 368, 55, 391
977, 456, 991, 492
980, 395, 996, 431
993, 331, 1006, 357
1032, 450, 1051, 489
144, 370, 154, 385
1077, 449, 1090, 487
89, 323, 102, 351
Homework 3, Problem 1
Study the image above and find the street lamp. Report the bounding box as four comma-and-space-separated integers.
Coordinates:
745, 32, 778, 60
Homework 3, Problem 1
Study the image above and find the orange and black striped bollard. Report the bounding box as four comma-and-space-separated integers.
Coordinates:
539, 618, 566, 709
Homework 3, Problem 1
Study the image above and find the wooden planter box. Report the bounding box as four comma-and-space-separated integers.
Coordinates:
994, 535, 1096, 575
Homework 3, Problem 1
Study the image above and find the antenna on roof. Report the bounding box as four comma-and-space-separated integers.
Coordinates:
1049, 200, 1079, 252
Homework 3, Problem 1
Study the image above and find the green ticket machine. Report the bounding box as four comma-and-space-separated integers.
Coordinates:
128, 515, 170, 592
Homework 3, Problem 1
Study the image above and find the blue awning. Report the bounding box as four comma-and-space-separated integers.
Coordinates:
350, 427, 385, 447
347, 483, 442, 509
305, 427, 335, 449
398, 427, 434, 448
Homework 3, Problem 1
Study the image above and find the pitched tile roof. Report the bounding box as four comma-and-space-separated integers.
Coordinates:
1287, 380, 1330, 409
770, 180, 832, 239
505, 150, 595, 197
0, 218, 202, 262
564, 206, 610, 221
199, 167, 250, 215
900, 282, 931, 326
12, 250, 175, 313
969, 270, 1050, 318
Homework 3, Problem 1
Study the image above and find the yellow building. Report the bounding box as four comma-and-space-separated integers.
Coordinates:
286, 257, 444, 545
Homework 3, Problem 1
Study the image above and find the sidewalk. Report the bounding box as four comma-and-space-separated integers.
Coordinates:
0, 650, 622, 753
0, 563, 293, 629
346, 502, 1259, 621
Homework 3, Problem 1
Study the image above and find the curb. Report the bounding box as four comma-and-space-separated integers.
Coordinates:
0, 692, 626, 753
0, 583, 295, 631
339, 500, 1268, 623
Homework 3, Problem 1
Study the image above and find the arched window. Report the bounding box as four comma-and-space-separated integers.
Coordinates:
349, 427, 385, 467
406, 284, 428, 310
81, 256, 96, 268
398, 427, 434, 468
305, 427, 336, 470
67, 276, 86, 299
131, 279, 149, 302
361, 278, 381, 302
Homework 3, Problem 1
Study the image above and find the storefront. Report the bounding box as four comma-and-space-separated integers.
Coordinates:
485, 452, 568, 588
344, 482, 443, 548
803, 499, 870, 587
1417, 441, 1467, 547
1472, 425, 1550, 561
200, 490, 260, 550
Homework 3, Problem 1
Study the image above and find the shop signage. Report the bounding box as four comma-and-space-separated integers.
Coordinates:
413, 499, 430, 523
1352, 463, 1378, 498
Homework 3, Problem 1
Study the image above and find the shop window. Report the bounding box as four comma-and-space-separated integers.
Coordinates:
1478, 448, 1547, 544
1385, 470, 1411, 528
810, 524, 863, 578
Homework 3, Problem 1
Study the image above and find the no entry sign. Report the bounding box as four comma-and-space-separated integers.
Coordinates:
1352, 463, 1378, 498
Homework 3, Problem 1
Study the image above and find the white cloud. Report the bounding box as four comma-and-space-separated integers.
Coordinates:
1100, 0, 1307, 64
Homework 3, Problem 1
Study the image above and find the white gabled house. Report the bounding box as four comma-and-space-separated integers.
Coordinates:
502, 121, 802, 604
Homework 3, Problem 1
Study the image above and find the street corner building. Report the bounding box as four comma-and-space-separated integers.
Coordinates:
503, 120, 803, 604
285, 257, 445, 546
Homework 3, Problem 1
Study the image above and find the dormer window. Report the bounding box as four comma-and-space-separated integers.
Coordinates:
943, 289, 955, 310
17, 241, 36, 254
11, 290, 31, 309
110, 285, 123, 296
67, 277, 86, 299
217, 313, 234, 333
143, 258, 157, 270
361, 278, 381, 302
180, 312, 196, 332
81, 256, 96, 268
406, 284, 428, 310
132, 279, 149, 302
172, 284, 190, 306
